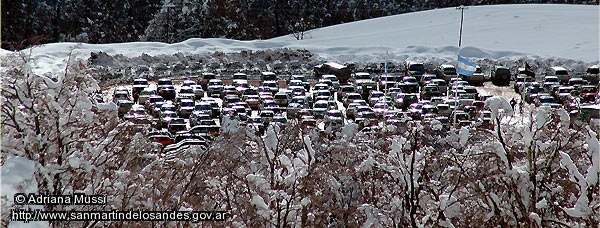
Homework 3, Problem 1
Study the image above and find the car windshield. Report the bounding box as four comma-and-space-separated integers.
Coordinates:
292, 76, 306, 82
263, 82, 277, 87
158, 80, 173, 86
559, 88, 572, 93
180, 101, 194, 107
236, 83, 250, 88
324, 76, 339, 82
496, 68, 510, 75
555, 70, 568, 75
317, 91, 331, 97
539, 97, 556, 103
587, 67, 599, 74
370, 93, 384, 98
329, 112, 342, 118
355, 74, 370, 80
444, 68, 456, 74
422, 107, 437, 114
133, 80, 148, 85
424, 87, 437, 92
569, 80, 584, 85
149, 97, 164, 103
409, 64, 425, 72
432, 80, 447, 86
233, 74, 247, 80
456, 113, 469, 120
582, 87, 597, 93
292, 98, 305, 103
209, 81, 222, 86
464, 88, 477, 93
180, 88, 193, 94
404, 78, 418, 83
314, 103, 328, 109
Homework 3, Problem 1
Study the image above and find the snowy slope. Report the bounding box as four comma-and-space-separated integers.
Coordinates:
272, 4, 599, 63
1, 4, 597, 77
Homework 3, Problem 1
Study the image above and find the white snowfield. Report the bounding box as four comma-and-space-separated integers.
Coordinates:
1, 4, 597, 77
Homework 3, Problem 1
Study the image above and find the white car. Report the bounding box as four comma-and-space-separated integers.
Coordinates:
138, 88, 157, 104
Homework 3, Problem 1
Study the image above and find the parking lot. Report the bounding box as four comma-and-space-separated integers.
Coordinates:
104, 63, 599, 152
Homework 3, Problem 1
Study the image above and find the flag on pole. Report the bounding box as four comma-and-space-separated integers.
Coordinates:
457, 55, 477, 76
525, 62, 535, 77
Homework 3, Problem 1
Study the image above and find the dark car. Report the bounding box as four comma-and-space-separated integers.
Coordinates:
580, 85, 598, 103
491, 66, 511, 86
158, 84, 176, 100
420, 85, 441, 100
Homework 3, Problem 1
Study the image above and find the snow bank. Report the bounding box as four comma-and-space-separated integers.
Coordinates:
96, 102, 117, 110
484, 96, 514, 119
1, 156, 49, 228
459, 127, 469, 147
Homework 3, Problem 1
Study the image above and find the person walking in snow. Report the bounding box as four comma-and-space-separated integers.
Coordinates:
510, 98, 516, 111
519, 99, 524, 114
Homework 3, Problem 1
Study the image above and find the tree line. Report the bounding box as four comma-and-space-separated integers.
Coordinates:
1, 0, 596, 50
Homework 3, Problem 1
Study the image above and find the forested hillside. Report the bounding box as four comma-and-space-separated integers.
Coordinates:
2, 0, 596, 50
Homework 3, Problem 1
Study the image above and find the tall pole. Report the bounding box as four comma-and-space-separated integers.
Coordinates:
456, 5, 468, 47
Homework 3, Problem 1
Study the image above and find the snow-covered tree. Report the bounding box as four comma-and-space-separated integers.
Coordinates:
0, 49, 203, 227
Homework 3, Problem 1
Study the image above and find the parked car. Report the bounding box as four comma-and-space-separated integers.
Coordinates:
436, 64, 459, 82
395, 93, 419, 110
132, 78, 149, 102
191, 84, 205, 100
290, 75, 310, 90
138, 88, 157, 104
177, 99, 195, 118
199, 72, 216, 90
207, 79, 224, 98
581, 85, 598, 103
158, 84, 176, 100
149, 134, 174, 147
343, 93, 363, 107
113, 90, 131, 103
462, 66, 485, 86
401, 76, 419, 93
273, 92, 291, 107
421, 85, 441, 100
312, 100, 330, 118
546, 66, 570, 84
429, 79, 448, 95
167, 118, 187, 134
322, 74, 341, 91
583, 65, 599, 84
117, 100, 134, 118
515, 75, 535, 93
405, 61, 426, 80
232, 72, 248, 84
261, 72, 278, 81
419, 74, 436, 87
490, 66, 511, 86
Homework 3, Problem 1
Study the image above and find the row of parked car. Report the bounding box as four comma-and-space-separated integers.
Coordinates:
109, 61, 599, 150
515, 72, 599, 112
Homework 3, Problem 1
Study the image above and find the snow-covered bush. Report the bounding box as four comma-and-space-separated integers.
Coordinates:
1, 51, 203, 227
